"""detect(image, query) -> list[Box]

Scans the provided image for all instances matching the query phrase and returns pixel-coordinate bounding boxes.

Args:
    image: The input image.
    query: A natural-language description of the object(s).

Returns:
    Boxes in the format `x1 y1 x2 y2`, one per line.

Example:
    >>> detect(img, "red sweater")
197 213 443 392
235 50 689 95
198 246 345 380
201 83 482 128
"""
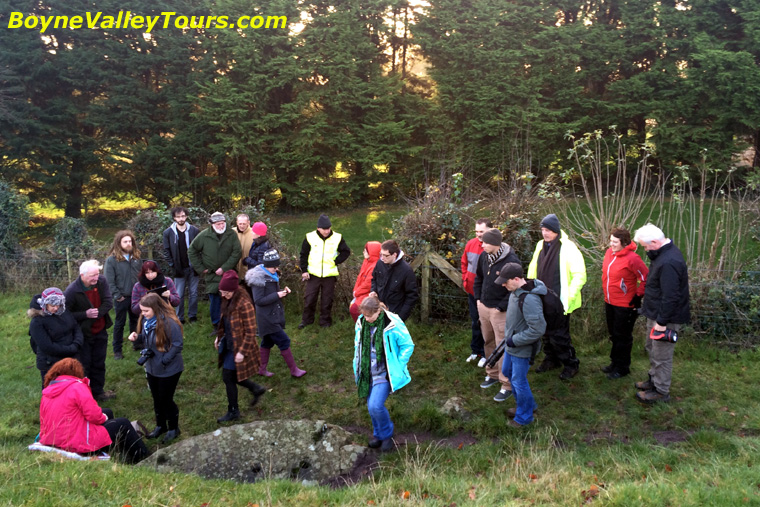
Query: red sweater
460 237 483 296
602 243 649 307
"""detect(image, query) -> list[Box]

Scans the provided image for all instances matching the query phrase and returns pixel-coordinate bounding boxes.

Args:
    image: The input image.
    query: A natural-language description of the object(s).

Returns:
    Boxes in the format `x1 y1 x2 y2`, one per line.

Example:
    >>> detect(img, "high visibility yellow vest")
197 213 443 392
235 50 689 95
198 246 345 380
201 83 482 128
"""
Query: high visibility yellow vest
307 230 342 277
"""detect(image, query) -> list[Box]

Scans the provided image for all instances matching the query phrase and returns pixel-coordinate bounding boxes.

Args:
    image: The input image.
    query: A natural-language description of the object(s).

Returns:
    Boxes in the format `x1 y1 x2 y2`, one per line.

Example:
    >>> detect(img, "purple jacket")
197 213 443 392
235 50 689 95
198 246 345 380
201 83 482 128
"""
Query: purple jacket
131 277 180 314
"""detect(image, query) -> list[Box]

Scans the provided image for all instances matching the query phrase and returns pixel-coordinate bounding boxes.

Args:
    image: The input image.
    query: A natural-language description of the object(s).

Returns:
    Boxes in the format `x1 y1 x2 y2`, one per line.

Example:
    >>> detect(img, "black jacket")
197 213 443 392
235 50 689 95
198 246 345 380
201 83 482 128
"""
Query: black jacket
63 275 114 338
473 243 520 311
641 241 690 325
371 252 419 321
162 223 200 277
245 265 286 336
28 298 84 371
244 237 272 268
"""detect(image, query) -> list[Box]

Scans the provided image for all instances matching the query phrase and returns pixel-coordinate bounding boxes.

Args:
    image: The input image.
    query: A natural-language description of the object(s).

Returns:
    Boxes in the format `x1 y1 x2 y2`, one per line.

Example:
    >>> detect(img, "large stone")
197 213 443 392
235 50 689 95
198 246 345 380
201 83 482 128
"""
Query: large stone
140 419 368 483
440 396 470 420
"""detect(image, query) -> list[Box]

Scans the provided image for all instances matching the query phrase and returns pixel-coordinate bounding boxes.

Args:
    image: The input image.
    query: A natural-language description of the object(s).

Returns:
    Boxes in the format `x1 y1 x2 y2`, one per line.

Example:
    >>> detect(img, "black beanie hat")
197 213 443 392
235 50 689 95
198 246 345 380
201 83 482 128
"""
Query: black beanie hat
317 214 331 229
540 214 561 234
481 228 503 246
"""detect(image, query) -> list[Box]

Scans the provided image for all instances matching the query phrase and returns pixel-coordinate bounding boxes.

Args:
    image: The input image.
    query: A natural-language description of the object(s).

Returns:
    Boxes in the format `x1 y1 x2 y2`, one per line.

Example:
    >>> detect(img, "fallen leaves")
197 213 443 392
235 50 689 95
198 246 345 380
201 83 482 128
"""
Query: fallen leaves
401 490 410 500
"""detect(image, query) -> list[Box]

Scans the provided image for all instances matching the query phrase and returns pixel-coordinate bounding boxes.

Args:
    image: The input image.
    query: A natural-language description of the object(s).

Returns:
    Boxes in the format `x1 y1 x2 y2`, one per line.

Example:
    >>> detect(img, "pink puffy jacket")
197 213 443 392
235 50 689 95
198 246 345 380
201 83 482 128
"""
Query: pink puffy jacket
39 375 111 453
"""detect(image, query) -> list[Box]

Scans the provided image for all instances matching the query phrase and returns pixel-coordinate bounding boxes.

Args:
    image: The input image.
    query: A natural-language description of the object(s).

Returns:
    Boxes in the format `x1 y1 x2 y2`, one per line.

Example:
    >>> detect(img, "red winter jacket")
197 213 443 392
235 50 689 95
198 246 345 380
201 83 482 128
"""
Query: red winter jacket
602 243 649 307
39 375 111 453
353 241 382 307
460 237 483 296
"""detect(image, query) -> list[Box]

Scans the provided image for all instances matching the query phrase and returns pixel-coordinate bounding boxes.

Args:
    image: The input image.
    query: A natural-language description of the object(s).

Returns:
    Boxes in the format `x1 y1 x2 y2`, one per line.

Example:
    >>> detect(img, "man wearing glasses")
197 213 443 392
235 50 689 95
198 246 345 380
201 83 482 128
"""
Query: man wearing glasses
162 207 200 324
369 240 419 322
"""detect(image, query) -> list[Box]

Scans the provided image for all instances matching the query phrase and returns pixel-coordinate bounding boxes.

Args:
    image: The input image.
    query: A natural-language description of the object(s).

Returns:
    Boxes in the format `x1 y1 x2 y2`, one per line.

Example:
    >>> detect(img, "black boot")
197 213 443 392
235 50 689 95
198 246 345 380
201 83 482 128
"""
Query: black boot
217 407 240 423
146 426 166 439
161 428 181 444
249 384 267 407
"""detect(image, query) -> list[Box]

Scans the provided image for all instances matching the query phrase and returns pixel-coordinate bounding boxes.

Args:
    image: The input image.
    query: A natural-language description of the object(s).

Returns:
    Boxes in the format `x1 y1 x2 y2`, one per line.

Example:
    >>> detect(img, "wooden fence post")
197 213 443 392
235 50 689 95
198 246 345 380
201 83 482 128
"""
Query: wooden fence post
148 246 154 260
421 244 430 323
66 247 72 281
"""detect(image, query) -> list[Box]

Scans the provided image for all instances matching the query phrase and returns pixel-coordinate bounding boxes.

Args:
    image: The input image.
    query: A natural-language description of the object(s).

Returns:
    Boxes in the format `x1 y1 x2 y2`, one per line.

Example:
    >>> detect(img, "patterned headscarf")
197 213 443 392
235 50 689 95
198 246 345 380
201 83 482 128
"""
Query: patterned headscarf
38 287 65 315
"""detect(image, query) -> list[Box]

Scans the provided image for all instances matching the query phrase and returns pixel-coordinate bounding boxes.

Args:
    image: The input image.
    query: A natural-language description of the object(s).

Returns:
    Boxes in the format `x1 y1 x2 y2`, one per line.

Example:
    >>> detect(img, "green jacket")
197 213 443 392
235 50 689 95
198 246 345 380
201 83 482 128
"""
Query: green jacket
527 231 587 315
188 227 242 294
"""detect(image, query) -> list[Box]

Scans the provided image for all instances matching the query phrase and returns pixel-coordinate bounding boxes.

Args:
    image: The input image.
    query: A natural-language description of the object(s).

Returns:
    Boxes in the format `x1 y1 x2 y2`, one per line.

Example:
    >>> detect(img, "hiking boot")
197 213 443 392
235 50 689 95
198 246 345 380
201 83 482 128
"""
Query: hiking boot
535 359 561 373
379 438 395 452
114 351 124 360
559 366 579 380
507 418 526 428
217 408 240 423
635 376 654 391
466 354 479 363
600 364 614 373
250 385 267 407
146 426 166 439
480 376 499 389
493 389 513 402
368 437 382 449
636 389 670 404
507 407 539 417
298 322 308 330
94 390 116 402
161 428 181 444
606 370 628 380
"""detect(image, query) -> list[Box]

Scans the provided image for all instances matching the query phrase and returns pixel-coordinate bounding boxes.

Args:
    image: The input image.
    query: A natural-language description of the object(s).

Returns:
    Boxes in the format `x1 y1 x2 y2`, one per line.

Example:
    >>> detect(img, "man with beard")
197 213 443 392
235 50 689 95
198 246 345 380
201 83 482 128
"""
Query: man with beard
189 212 242 327
162 206 200 324
104 230 143 360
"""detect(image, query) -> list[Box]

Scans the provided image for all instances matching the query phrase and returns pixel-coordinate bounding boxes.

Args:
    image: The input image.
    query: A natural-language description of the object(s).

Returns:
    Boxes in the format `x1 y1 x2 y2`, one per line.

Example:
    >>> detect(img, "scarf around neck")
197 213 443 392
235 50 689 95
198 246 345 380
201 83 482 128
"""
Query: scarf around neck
357 311 386 398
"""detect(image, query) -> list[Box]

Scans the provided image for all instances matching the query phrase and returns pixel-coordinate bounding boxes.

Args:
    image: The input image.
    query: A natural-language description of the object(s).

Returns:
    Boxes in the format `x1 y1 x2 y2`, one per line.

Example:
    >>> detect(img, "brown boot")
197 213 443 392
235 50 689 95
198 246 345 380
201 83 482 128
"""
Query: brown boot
634 376 654 391
636 389 670 404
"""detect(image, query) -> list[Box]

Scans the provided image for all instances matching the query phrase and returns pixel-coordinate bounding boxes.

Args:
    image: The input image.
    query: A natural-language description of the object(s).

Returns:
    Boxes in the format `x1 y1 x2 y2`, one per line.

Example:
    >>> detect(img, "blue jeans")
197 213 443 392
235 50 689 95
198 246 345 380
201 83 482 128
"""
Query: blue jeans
173 268 199 321
502 353 537 425
367 381 393 440
208 292 221 325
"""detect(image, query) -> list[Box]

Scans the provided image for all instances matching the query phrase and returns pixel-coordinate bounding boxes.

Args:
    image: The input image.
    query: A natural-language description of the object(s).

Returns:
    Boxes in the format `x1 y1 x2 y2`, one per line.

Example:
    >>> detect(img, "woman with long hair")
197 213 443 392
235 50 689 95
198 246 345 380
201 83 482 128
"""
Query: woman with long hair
601 227 649 379
128 292 184 444
130 260 180 317
215 270 267 423
28 287 83 386
39 358 148 463
353 295 414 452
349 241 382 322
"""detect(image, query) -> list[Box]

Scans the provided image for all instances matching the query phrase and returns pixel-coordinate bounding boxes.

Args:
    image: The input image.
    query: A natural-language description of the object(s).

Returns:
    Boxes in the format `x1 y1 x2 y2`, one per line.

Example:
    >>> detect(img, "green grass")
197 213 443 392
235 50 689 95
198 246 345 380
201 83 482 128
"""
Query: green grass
2 291 760 505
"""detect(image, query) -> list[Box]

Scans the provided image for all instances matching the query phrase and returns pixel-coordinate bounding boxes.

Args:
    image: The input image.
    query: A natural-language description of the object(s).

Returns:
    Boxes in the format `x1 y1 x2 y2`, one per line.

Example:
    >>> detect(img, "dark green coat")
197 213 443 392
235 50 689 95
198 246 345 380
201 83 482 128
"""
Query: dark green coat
188 227 242 294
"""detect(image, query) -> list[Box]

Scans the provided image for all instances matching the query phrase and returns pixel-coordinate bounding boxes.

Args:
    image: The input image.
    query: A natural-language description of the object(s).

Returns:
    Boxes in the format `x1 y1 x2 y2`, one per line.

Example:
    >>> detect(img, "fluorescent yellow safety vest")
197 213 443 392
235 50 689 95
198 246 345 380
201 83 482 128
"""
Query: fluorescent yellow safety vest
306 230 342 277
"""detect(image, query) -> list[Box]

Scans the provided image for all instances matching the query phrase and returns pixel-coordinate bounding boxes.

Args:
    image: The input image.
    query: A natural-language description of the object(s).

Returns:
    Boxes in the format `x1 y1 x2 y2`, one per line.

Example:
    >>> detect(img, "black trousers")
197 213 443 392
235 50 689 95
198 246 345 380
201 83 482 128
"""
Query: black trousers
80 330 108 396
222 368 263 411
542 313 580 368
301 276 337 326
605 302 639 374
146 371 182 430
113 297 138 353
467 294 485 356
100 408 149 464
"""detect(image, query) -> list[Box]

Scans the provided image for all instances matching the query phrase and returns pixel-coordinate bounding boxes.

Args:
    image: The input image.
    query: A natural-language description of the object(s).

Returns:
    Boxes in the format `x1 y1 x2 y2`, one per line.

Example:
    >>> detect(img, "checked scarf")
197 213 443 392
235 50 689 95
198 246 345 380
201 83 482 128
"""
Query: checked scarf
357 311 386 398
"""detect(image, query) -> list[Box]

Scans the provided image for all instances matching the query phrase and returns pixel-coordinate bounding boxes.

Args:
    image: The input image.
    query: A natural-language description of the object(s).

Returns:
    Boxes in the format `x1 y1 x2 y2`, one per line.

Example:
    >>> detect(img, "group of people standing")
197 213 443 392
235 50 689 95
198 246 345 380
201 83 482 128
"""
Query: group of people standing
461 214 690 426
28 207 689 461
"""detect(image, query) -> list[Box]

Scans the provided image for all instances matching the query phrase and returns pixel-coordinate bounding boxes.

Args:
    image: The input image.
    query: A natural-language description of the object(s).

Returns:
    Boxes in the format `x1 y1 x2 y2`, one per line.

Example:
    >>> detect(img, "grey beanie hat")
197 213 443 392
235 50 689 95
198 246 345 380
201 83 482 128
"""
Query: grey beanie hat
317 214 331 229
540 214 561 234
262 249 281 268
481 228 503 247
208 212 226 224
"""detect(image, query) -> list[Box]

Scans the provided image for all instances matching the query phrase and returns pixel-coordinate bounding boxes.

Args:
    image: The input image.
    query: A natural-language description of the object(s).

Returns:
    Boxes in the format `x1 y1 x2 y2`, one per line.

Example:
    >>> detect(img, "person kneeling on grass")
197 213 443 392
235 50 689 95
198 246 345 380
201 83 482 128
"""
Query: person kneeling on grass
245 249 306 378
39 358 149 463
353 296 414 452
496 263 547 427
215 270 267 423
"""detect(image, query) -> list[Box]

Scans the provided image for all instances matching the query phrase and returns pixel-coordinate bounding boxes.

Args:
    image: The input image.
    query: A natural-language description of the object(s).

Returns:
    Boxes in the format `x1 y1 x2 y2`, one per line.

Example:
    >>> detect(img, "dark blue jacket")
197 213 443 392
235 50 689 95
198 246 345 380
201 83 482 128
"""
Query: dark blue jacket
641 241 690 325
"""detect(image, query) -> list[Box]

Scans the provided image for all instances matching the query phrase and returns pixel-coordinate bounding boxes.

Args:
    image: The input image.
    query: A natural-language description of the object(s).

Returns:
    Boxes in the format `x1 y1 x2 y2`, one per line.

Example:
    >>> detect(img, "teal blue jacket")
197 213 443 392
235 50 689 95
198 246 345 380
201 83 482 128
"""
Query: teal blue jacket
353 310 414 393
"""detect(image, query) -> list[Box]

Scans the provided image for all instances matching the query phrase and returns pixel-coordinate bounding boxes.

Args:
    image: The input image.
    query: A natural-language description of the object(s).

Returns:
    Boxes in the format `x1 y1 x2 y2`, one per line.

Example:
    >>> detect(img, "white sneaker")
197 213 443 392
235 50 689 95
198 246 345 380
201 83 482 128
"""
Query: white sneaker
477 357 487 368
466 354 478 363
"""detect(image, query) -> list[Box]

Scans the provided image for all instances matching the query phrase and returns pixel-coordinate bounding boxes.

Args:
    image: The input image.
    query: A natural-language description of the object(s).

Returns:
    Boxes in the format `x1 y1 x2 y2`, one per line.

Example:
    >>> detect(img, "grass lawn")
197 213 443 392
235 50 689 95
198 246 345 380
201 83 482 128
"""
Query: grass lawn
2 291 759 506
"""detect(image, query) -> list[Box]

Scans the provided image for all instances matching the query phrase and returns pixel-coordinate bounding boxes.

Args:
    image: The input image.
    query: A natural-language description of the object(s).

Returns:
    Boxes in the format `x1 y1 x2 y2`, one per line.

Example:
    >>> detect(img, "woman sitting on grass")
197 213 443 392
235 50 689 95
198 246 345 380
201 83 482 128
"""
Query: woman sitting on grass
128 292 184 444
39 358 149 463
353 295 414 452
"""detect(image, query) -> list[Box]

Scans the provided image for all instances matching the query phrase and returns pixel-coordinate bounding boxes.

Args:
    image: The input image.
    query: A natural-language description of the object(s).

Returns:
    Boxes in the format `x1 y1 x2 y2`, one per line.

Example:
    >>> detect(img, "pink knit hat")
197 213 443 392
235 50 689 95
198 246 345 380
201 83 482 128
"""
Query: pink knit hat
252 222 268 236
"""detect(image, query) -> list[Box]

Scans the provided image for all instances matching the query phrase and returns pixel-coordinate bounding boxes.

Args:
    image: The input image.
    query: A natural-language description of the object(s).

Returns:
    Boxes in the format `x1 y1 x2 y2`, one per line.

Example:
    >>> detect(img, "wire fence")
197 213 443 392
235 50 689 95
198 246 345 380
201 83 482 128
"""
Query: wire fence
2 252 758 343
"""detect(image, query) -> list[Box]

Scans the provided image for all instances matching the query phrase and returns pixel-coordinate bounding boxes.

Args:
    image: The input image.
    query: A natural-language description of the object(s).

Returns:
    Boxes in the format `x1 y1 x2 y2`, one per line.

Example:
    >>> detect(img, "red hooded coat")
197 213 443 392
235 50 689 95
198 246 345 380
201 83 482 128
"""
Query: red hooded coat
602 242 649 307
353 241 382 307
39 375 111 453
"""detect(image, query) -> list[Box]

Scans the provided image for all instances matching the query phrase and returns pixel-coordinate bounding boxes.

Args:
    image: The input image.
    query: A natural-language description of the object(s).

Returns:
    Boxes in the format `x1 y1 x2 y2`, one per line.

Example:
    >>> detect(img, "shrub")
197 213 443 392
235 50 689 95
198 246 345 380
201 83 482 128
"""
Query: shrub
53 217 97 258
0 180 30 255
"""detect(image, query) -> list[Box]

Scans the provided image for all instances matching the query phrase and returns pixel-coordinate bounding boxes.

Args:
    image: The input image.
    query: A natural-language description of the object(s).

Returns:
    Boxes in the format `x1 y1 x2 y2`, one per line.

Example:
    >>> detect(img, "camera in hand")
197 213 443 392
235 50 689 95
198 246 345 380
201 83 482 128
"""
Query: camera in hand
137 348 154 366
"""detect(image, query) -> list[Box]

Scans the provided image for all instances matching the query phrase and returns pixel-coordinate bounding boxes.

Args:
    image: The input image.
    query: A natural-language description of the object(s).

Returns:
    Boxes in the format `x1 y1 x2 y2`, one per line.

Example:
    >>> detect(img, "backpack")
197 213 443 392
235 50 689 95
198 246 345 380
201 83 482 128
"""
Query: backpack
517 285 565 334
